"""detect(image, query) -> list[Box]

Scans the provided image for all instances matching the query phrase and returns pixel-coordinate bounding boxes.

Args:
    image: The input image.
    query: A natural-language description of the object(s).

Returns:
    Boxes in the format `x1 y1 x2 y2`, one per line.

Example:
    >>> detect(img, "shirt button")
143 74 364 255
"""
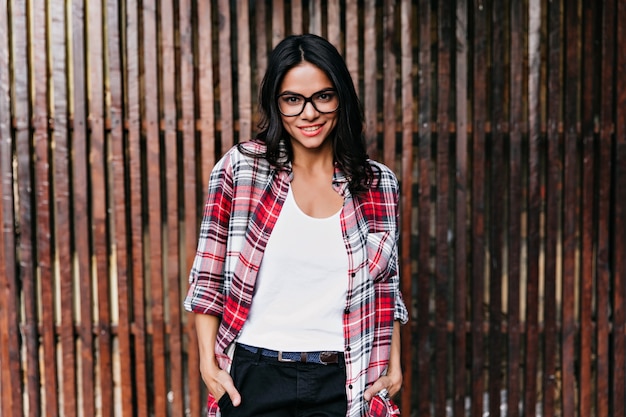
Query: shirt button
344 308 350 315
351 272 356 277
348 384 353 389
346 346 351 352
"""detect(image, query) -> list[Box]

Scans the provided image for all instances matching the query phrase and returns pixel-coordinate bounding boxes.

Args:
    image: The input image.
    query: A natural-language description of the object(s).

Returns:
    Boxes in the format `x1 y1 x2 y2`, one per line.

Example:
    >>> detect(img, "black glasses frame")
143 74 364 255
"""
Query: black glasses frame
276 89 339 117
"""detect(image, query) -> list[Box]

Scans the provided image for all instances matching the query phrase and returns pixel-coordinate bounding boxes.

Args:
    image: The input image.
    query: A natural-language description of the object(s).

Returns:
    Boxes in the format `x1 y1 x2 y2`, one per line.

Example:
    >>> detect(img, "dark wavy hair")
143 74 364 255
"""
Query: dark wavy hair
249 33 373 194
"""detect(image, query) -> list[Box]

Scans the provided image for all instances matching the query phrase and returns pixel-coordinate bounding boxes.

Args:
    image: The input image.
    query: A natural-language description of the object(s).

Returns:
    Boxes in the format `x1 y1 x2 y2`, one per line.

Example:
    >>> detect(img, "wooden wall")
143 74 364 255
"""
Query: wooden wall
0 0 625 416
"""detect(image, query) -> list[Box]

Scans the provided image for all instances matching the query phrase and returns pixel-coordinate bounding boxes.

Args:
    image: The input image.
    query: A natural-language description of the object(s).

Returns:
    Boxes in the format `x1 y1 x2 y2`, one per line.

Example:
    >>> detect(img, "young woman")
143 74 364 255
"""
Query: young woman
184 33 408 417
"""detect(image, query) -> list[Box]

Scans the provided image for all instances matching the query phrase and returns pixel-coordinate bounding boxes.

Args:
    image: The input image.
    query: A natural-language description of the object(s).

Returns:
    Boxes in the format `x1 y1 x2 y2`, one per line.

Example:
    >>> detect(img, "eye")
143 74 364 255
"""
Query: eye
280 95 303 105
314 91 336 102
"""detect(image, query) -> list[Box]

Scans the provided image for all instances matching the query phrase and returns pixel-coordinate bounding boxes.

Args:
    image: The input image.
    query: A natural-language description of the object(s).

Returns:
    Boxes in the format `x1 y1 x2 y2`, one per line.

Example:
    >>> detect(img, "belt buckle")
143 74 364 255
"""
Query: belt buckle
319 352 337 365
277 351 296 362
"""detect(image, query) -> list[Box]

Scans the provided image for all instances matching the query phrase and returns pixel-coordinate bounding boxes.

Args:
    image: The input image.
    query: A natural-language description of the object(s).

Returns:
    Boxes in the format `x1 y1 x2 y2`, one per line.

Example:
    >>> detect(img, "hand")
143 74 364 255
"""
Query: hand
200 358 242 407
363 368 403 402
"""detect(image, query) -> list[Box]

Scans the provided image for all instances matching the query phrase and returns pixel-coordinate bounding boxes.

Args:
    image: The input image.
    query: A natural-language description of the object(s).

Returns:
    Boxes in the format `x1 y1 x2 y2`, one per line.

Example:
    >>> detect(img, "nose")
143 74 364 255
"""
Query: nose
300 100 319 118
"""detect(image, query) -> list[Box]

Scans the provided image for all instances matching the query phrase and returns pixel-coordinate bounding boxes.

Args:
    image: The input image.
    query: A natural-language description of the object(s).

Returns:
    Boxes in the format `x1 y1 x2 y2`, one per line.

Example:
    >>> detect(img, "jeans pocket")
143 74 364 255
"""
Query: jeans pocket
217 393 233 415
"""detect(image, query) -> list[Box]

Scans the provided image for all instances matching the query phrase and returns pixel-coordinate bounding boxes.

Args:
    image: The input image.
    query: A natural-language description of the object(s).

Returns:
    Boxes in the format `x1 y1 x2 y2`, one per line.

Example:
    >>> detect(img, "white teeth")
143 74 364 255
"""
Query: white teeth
301 126 321 132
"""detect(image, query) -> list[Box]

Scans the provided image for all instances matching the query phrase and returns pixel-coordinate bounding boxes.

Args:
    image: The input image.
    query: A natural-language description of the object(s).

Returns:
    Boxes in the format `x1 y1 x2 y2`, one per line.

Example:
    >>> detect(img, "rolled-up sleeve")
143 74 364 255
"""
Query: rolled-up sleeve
184 153 234 316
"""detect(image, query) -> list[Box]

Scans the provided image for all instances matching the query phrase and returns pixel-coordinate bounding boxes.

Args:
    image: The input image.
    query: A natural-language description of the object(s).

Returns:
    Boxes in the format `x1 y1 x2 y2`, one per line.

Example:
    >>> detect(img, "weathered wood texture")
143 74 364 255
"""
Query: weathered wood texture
0 1 624 416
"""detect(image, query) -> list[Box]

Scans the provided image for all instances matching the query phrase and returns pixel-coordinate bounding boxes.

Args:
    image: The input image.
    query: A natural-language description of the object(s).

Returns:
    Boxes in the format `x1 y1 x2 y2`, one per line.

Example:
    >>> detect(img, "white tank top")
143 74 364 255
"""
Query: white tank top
237 185 349 351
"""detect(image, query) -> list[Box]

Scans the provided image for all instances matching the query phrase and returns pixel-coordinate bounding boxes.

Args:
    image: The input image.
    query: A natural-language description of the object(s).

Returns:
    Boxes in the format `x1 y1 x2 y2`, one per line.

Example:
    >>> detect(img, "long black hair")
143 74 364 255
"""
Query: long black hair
251 33 373 194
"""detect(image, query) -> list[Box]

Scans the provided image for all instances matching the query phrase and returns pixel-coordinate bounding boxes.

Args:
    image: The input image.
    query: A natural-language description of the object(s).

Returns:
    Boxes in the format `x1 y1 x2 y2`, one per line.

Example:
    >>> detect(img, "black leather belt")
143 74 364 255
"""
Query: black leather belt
238 343 341 365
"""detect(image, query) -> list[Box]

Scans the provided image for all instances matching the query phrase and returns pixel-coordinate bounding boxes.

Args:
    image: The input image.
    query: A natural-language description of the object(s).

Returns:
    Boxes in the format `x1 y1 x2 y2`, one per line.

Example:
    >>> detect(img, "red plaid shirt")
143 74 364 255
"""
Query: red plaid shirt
184 140 408 417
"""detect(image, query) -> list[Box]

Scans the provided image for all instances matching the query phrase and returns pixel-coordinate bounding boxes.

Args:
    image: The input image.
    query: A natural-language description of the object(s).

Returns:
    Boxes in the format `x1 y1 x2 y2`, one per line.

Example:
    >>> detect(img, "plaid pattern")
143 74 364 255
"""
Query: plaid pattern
184 140 409 417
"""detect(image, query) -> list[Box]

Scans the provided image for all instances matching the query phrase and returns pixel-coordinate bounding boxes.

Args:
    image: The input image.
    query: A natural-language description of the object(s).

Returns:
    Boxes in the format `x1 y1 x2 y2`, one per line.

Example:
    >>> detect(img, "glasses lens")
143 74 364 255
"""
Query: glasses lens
278 90 338 116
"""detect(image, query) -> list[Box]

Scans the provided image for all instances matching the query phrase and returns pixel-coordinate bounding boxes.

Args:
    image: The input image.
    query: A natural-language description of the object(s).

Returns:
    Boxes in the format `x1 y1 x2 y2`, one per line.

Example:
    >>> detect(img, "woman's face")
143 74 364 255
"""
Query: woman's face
278 62 338 154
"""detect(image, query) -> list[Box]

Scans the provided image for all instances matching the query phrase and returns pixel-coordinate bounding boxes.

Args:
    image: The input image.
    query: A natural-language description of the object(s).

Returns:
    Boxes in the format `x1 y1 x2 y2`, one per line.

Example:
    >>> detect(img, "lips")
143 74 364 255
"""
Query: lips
298 124 324 137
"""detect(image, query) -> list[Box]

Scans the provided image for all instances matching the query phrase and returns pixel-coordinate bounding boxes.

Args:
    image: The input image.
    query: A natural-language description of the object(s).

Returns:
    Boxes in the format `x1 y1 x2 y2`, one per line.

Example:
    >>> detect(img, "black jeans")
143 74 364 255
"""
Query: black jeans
218 345 348 417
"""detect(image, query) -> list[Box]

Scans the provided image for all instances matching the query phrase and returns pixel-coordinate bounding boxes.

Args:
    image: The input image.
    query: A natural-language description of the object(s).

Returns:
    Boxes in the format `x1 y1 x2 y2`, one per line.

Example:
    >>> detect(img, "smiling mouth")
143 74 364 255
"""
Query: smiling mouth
300 125 322 132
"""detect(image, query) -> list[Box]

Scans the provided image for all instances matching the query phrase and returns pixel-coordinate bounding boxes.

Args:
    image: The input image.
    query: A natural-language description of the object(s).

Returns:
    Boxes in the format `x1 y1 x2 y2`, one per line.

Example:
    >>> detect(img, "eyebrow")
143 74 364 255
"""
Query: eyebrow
278 88 335 96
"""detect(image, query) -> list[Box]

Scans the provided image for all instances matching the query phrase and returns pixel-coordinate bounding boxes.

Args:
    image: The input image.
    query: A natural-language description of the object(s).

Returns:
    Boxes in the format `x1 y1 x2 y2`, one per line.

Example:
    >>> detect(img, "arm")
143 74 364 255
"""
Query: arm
195 313 241 406
363 320 402 401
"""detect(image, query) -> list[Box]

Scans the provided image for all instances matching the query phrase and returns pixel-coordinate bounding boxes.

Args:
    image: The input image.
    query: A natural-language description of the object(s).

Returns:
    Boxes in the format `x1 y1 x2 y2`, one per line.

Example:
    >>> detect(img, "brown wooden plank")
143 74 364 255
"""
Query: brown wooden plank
50 1 76 414
345 0 358 86
542 0 562 415
142 0 167 415
561 1 579 415
596 0 615 415
32 0 57 408
417 0 432 415
176 0 195 415
237 0 252 142
399 1 414 413
70 0 95 414
364 0 378 160
613 0 626 415
106 0 133 411
125 0 148 413
434 1 452 416
13 0 41 415
382 0 396 169
254 0 268 90
88 1 114 415
579 1 596 415
489 2 505 415
290 0 303 34
272 0 285 46
159 5 179 415
0 1 22 414
308 0 321 36
454 0 469 415
218 0 234 154
471 1 488 414
327 0 341 50
508 1 526 416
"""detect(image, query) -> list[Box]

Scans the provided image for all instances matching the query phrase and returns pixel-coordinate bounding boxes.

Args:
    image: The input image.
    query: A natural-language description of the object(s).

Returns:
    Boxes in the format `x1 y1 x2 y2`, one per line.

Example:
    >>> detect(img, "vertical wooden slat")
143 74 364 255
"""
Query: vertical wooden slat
272 0 285 46
613 0 626 414
542 0 562 415
507 1 524 416
177 0 195 415
345 0 358 86
417 0 432 415
471 1 488 414
363 0 377 160
50 0 76 414
237 0 252 142
88 1 114 414
218 0 234 153
382 0 395 169
434 1 451 416
70 0 95 414
454 0 469 415
160 0 182 415
0 0 22 414
33 0 57 412
142 0 167 415
290 0 303 34
579 1 596 415
125 0 148 414
596 0 614 415
106 0 132 413
327 0 341 50
308 0 321 36
399 0 414 413
255 0 268 91
489 1 505 415
561 0 579 415
15 0 40 415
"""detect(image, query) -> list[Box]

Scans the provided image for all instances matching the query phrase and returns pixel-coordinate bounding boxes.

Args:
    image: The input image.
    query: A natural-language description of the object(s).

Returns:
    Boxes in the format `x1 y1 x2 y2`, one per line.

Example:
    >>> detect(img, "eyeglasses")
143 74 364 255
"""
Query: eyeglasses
277 89 339 117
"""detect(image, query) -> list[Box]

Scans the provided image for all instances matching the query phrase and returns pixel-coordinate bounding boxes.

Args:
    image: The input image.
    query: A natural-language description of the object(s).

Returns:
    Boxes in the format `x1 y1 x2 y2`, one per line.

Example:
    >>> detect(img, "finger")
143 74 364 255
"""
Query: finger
217 371 242 407
363 379 386 402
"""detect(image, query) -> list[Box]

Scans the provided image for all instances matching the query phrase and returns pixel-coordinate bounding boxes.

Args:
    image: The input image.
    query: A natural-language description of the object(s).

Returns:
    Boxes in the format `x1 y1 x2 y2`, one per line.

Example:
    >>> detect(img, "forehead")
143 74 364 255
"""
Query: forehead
279 62 334 95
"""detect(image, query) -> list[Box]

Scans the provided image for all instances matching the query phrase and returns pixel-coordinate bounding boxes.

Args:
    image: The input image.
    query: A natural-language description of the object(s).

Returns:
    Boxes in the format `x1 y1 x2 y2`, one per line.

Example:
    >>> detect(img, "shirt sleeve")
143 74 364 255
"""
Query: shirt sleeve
183 151 235 316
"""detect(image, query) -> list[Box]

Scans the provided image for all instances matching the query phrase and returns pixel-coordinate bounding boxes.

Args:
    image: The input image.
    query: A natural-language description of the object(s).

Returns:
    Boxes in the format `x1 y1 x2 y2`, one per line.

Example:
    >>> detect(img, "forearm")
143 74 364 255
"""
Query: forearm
195 313 221 370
